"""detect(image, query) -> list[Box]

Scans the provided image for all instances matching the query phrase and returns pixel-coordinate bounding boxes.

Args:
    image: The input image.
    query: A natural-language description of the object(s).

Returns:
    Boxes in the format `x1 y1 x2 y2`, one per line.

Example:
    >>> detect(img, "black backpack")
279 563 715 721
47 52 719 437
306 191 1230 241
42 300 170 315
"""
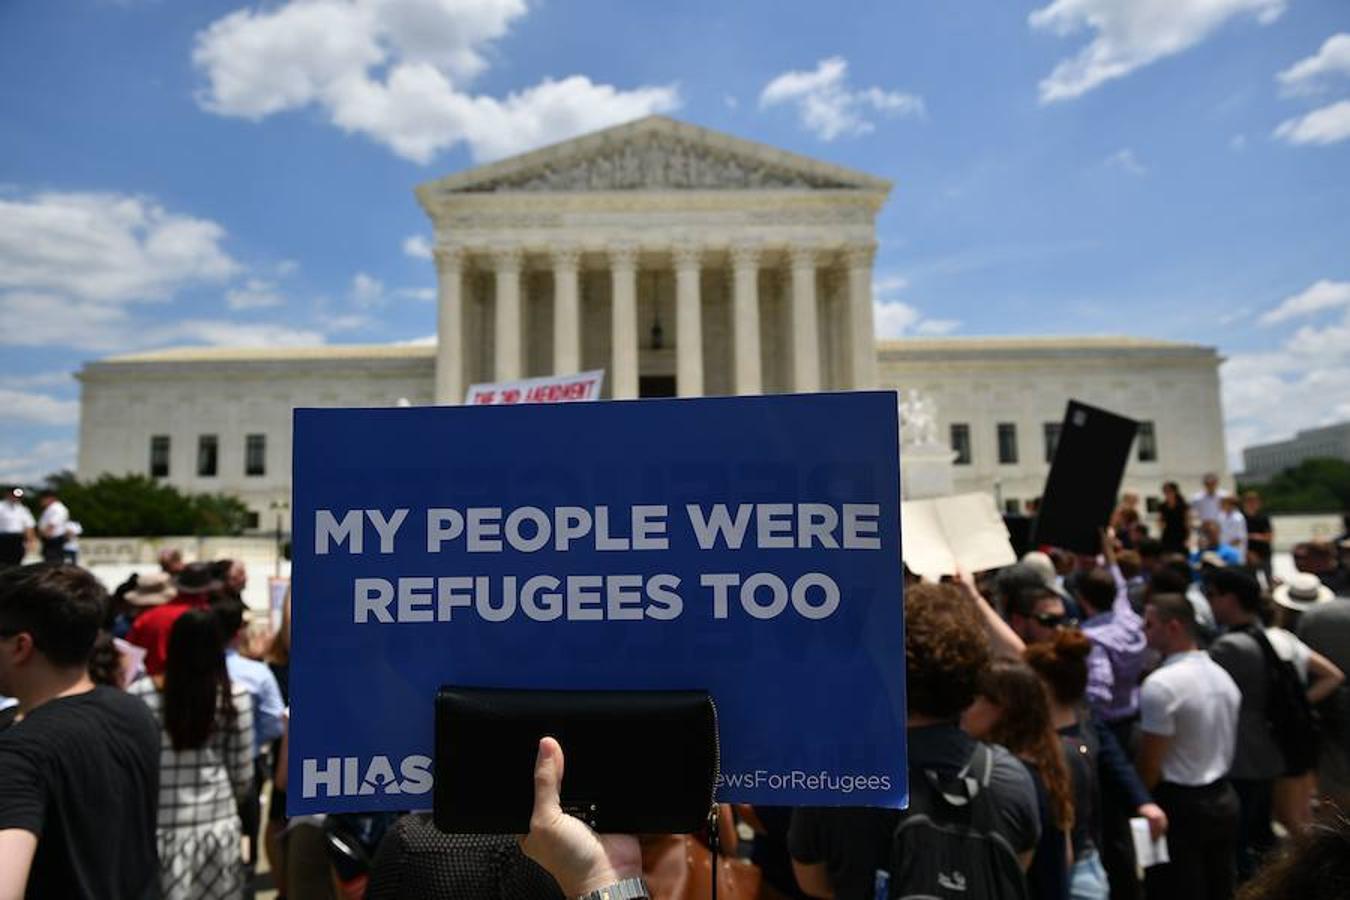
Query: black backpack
1241 625 1319 775
885 743 1030 900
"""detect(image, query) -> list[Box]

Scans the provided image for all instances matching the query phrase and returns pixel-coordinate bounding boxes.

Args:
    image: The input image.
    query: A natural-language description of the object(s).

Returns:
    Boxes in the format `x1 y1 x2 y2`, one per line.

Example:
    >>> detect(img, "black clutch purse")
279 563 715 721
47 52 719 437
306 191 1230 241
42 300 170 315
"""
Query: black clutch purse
433 686 719 834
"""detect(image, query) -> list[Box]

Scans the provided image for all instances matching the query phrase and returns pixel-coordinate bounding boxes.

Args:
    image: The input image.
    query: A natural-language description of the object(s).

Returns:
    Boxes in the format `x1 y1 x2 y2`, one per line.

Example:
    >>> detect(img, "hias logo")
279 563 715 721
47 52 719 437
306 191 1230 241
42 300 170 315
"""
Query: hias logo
301 755 433 799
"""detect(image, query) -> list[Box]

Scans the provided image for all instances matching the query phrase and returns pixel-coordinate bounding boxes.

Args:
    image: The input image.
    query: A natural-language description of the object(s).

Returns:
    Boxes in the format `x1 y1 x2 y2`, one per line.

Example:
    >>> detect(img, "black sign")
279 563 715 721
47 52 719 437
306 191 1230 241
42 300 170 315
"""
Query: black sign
1031 401 1138 554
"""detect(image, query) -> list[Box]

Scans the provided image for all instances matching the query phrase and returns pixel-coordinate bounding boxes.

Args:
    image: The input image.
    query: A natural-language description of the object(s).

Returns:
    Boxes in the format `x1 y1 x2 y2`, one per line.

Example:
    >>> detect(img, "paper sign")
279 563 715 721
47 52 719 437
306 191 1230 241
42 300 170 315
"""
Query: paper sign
465 370 604 405
288 393 906 815
901 493 1016 579
1130 817 1170 869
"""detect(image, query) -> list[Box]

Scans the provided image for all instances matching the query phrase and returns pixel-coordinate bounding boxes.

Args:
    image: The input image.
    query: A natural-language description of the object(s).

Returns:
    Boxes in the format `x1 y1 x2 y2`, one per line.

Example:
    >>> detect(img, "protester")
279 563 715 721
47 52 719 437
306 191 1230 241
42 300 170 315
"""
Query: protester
1288 571 1350 809
212 592 285 881
159 547 185 576
127 560 221 676
1206 567 1287 879
1157 482 1189 554
1137 593 1241 899
789 582 1040 898
0 488 35 569
264 588 293 891
1025 630 1168 900
0 564 161 899
1190 474 1226 532
1000 564 1078 646
1218 497 1248 561
35 490 70 564
1076 534 1146 745
1190 522 1242 569
963 659 1075 900
130 608 254 900
1263 578 1345 833
1240 492 1273 577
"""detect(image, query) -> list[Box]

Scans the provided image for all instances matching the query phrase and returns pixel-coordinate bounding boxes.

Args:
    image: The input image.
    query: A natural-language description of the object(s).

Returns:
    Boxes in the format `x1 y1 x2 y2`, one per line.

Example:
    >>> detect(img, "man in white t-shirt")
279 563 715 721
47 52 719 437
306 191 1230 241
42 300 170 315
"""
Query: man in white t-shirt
1190 473 1227 531
0 489 35 569
1137 592 1241 899
35 493 69 564
1218 496 1248 561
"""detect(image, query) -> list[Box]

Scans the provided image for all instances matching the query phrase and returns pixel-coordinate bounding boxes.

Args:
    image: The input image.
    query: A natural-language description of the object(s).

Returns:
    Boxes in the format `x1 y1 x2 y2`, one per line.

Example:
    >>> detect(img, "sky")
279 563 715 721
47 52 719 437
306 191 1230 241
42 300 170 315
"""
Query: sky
2 0 1349 483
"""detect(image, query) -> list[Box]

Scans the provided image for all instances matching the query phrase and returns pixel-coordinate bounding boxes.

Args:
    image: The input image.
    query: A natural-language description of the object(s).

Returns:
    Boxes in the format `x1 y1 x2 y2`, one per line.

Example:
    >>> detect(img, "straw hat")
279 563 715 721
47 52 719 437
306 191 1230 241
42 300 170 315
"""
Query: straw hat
1273 572 1334 611
126 571 175 607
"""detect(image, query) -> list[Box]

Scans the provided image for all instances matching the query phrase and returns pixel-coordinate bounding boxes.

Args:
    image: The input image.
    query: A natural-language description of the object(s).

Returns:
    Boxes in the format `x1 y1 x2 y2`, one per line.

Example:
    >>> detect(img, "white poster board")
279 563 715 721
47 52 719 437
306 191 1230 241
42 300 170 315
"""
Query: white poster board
901 492 1017 578
465 370 604 405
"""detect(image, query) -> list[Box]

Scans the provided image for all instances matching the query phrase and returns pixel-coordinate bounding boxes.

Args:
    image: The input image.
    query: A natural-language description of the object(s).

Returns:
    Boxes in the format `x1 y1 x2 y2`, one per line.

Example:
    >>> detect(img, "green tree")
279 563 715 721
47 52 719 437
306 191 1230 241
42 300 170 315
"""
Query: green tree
40 471 252 537
1240 458 1350 514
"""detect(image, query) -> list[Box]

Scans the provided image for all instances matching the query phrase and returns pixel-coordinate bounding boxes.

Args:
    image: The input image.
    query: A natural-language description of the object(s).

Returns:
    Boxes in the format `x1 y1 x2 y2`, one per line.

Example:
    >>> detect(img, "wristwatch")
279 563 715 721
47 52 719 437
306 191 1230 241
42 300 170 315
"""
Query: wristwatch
574 876 650 900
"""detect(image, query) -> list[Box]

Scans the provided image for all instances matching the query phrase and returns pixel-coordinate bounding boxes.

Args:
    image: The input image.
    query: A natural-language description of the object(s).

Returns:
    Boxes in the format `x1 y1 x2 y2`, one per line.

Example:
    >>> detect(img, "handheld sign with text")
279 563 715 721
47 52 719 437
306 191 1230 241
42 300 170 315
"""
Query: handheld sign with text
1032 400 1139 554
288 392 906 815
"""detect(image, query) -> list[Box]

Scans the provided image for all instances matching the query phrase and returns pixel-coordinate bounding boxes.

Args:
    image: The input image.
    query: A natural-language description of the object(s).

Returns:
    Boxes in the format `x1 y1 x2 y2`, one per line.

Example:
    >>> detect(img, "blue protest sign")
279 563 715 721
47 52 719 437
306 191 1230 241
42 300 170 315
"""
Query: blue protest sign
288 392 906 815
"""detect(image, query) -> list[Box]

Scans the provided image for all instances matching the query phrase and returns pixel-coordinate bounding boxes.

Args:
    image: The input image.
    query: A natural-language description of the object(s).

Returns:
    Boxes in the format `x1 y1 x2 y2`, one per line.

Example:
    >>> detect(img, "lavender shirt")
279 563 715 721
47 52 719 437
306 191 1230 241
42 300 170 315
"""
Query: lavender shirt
1082 564 1147 722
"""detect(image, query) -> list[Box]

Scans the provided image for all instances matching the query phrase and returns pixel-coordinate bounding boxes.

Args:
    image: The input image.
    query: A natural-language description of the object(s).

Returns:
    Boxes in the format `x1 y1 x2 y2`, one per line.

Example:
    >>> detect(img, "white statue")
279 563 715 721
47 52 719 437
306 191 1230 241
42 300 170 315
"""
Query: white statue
897 389 939 448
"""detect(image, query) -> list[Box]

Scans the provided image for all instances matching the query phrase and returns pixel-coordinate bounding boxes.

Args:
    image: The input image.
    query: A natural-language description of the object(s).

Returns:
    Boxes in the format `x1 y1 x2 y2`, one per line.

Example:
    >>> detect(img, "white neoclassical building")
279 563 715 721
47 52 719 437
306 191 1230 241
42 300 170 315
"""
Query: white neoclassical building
76 116 1229 530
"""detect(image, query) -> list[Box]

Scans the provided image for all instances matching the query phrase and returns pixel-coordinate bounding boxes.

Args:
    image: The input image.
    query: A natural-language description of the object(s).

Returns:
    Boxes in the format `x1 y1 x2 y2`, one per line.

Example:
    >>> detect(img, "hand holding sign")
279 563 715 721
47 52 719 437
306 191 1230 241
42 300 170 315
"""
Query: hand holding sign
521 737 643 898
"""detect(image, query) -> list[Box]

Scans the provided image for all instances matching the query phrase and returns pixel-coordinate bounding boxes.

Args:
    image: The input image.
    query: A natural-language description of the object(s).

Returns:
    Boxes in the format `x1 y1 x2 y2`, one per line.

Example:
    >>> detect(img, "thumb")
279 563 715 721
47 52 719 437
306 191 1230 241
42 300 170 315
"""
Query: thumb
532 736 565 823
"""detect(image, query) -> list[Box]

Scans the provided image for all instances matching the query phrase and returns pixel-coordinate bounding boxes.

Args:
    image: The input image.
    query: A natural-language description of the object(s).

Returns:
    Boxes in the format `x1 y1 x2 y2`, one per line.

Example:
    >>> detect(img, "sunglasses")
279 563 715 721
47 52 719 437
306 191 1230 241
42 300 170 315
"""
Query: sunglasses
1032 612 1077 628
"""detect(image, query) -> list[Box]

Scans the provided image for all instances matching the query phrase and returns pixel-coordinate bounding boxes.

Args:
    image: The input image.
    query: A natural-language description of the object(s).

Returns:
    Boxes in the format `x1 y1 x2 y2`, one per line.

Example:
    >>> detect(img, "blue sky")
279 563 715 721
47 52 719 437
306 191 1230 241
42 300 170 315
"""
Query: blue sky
2 0 1348 481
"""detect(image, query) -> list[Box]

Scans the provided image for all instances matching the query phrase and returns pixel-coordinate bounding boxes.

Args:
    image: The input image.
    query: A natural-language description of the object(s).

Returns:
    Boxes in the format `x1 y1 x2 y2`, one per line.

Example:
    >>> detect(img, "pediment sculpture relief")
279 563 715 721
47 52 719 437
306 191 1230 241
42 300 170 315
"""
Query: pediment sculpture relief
460 134 855 192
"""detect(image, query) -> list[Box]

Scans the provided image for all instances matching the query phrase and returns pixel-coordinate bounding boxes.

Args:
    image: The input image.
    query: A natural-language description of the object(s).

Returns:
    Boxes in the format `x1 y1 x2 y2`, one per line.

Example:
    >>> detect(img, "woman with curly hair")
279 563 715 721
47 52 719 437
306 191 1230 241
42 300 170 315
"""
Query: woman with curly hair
965 659 1075 900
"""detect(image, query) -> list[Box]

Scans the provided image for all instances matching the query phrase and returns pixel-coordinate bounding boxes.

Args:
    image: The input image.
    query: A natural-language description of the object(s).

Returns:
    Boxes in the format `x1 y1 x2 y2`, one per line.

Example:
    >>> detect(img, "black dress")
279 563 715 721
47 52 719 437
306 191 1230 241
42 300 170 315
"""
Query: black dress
1160 501 1188 553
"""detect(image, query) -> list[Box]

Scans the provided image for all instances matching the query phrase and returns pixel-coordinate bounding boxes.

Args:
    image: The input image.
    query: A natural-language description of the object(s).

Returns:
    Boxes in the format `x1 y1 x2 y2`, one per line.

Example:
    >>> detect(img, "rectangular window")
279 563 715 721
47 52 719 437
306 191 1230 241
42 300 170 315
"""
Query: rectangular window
149 435 170 478
197 435 218 477
997 423 1018 465
950 423 972 465
1043 422 1062 464
1146 496 1161 513
1137 421 1158 462
245 434 266 477
245 511 260 530
1004 498 1021 515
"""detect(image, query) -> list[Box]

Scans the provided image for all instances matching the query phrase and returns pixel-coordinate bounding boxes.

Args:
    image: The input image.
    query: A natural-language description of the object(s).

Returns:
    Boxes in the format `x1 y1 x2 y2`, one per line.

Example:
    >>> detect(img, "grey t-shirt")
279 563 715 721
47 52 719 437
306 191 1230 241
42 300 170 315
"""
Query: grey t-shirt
1209 630 1284 779
1298 598 1350 678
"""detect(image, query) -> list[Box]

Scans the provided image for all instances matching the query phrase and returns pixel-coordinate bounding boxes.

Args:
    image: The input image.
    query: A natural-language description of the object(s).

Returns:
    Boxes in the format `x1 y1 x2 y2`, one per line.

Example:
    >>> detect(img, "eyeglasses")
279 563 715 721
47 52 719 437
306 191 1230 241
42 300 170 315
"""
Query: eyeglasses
1032 612 1077 628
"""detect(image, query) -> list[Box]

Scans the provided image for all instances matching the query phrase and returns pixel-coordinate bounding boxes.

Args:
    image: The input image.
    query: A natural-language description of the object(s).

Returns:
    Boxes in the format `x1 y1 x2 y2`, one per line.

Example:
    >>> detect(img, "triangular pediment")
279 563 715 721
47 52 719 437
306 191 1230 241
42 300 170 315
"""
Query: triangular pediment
419 116 891 195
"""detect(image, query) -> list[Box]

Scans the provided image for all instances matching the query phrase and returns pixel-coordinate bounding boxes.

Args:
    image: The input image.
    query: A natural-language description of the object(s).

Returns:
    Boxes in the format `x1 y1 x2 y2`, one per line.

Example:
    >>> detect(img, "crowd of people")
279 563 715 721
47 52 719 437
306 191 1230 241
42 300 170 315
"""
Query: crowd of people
1 476 1349 900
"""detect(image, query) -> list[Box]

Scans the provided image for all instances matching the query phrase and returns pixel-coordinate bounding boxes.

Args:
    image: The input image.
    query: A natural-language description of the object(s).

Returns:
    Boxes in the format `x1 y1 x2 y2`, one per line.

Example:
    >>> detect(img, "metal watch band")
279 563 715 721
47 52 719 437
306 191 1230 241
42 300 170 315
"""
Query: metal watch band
574 876 650 900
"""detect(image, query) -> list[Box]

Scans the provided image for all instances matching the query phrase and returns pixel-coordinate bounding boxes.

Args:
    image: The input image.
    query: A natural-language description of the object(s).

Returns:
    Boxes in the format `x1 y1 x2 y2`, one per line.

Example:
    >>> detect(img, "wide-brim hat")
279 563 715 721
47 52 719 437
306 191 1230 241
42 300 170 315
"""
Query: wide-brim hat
174 561 222 595
1273 572 1334 611
126 571 175 607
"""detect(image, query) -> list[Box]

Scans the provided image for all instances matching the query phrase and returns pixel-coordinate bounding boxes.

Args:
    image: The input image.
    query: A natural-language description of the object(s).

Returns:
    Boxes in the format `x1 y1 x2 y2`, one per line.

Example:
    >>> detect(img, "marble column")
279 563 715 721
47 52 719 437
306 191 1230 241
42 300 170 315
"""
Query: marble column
493 247 523 382
730 243 762 395
673 243 703 397
552 247 581 375
845 243 878 389
789 245 821 393
609 244 639 399
433 245 464 404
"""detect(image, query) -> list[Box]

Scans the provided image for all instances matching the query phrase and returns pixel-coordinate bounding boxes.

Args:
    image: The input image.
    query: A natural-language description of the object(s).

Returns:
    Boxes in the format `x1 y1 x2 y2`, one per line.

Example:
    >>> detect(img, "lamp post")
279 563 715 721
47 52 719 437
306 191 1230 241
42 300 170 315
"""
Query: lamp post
270 499 289 578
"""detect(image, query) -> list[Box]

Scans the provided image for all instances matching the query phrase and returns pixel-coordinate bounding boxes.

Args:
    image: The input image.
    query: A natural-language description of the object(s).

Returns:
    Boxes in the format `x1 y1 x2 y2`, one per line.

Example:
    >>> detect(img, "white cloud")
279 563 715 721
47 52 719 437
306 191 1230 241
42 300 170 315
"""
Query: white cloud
759 57 924 141
1259 279 1350 325
0 191 238 303
1223 309 1350 468
351 271 385 306
1273 99 1350 145
1029 0 1286 103
0 439 77 484
403 234 432 259
1229 133 1247 151
0 389 79 426
395 333 437 346
0 291 322 352
192 0 679 163
396 287 435 301
226 277 285 310
874 274 910 296
1104 148 1147 175
873 301 960 339
1277 33 1350 96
